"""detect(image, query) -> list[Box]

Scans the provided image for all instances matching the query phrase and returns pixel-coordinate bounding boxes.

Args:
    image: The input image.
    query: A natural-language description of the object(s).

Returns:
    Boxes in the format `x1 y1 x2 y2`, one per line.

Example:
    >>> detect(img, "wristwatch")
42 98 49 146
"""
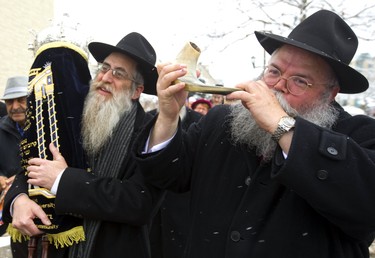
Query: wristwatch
271 116 296 142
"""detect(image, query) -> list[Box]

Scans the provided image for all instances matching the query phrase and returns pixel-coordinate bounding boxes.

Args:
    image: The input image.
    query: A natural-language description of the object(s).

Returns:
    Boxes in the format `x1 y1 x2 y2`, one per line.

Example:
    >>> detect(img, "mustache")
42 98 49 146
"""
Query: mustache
92 81 113 94
9 108 26 114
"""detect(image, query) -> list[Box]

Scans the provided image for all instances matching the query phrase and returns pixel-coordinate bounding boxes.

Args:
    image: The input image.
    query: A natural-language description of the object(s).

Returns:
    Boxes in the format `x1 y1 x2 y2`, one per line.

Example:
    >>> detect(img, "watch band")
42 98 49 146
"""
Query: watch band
271 116 296 142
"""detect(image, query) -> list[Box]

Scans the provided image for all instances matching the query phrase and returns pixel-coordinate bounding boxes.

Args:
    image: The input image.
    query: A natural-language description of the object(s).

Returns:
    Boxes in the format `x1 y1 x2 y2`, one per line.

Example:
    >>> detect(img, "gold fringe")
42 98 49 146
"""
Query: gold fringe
47 225 85 248
7 224 85 249
7 224 29 242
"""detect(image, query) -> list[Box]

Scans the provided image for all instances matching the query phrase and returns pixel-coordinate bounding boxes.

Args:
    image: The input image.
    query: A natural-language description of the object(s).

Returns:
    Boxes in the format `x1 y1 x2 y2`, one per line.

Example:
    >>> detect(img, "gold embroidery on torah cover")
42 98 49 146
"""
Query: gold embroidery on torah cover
7 42 90 249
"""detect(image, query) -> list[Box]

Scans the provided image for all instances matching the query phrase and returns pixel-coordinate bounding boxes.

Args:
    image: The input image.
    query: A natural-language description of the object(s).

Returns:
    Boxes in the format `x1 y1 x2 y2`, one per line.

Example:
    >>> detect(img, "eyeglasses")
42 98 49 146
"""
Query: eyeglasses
98 63 139 83
262 66 313 96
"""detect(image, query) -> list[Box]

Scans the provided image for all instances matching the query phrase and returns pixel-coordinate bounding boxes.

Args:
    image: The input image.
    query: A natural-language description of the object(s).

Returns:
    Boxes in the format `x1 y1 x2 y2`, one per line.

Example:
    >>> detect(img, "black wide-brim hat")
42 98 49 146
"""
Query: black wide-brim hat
89 32 158 95
255 10 368 94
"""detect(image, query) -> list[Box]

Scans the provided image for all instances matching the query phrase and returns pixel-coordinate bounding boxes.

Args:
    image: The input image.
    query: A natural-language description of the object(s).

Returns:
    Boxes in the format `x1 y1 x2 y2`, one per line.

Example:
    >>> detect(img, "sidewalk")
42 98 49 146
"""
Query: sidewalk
0 235 374 257
0 235 12 258
370 242 375 258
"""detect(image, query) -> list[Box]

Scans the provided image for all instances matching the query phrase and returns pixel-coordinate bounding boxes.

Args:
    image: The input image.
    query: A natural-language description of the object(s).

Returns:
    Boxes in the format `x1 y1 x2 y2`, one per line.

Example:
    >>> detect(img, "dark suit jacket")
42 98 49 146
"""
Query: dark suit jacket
135 103 375 258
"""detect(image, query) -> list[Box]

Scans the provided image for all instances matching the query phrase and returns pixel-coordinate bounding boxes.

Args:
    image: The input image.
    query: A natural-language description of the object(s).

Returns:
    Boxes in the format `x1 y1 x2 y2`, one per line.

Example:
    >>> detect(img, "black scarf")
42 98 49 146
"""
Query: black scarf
69 102 137 258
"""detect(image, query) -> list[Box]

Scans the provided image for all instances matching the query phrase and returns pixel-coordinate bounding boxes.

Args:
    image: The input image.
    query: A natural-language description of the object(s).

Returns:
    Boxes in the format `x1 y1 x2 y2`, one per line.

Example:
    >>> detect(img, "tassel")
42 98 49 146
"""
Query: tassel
7 224 85 248
47 225 85 248
7 224 29 243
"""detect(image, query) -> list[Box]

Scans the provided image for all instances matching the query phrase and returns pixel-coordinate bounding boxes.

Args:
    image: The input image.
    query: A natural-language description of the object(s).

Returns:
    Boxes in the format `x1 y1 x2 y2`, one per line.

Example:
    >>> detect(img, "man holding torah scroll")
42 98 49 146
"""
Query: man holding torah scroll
4 40 91 258
4 32 161 258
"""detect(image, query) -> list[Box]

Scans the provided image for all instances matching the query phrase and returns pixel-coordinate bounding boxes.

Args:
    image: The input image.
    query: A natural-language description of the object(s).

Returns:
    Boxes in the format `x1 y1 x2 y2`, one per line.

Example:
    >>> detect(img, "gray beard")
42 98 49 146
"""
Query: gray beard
81 80 134 157
228 91 339 162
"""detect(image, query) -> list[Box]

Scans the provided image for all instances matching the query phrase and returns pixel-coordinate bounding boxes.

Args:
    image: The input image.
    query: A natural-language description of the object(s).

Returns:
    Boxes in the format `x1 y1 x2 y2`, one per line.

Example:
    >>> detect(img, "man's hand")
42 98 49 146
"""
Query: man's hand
148 63 189 149
12 194 51 236
0 176 7 192
227 80 288 134
156 62 188 123
27 143 67 190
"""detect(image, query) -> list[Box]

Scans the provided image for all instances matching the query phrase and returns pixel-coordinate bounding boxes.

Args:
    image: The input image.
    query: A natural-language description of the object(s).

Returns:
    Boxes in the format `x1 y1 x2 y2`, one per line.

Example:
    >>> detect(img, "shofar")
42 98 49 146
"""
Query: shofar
174 42 240 95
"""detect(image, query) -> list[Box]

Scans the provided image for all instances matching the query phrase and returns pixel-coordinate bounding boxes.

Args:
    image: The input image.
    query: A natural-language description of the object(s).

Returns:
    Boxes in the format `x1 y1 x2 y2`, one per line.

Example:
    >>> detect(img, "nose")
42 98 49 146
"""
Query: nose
11 99 22 109
12 98 27 112
272 77 288 93
100 69 114 82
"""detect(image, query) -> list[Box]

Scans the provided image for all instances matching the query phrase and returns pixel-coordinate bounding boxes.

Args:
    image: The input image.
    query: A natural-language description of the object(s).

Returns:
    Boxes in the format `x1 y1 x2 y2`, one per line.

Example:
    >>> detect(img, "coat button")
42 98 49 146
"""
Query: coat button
317 170 329 180
245 176 251 186
327 147 338 156
230 231 241 242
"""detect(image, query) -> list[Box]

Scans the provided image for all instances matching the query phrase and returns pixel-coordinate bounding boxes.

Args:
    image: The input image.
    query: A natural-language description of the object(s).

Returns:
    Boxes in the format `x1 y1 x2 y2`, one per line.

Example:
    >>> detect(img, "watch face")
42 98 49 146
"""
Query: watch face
283 117 296 127
272 116 295 142
280 116 296 128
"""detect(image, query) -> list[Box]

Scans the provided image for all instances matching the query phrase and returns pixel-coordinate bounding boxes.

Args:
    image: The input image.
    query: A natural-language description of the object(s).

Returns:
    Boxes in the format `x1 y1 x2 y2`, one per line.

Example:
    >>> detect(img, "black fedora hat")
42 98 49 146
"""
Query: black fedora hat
255 10 368 94
89 32 158 95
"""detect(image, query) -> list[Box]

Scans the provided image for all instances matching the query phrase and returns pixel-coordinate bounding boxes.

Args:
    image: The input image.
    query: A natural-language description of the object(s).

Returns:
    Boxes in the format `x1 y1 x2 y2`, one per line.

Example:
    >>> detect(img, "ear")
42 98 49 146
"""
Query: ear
329 86 340 101
132 85 144 100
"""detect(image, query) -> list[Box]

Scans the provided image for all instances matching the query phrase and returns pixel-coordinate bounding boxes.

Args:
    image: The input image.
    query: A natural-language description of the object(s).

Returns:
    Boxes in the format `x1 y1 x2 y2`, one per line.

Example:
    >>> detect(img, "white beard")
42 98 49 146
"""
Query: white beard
81 80 135 157
228 91 339 162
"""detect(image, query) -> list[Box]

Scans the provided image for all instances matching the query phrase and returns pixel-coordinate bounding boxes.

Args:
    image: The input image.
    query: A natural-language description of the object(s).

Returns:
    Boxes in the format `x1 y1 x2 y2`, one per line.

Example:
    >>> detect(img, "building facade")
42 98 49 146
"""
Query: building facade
0 0 54 96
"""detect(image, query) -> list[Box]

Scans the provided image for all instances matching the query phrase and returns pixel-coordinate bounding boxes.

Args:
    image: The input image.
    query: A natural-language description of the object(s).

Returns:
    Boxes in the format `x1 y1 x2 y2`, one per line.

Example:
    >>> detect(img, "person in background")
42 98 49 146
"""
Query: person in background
0 76 28 212
210 94 224 107
191 98 212 115
133 10 375 258
0 101 7 117
3 32 161 258
185 96 196 109
0 76 28 257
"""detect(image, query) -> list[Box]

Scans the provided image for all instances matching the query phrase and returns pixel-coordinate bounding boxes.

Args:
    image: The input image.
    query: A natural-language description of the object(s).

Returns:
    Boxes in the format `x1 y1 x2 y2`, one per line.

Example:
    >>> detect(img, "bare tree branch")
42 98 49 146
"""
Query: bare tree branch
205 0 375 51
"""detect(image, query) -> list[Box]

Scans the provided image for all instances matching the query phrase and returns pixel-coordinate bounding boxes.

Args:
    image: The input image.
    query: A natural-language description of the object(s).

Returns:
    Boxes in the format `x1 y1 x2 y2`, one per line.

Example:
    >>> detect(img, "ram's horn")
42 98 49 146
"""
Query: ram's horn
174 42 240 95
174 42 204 87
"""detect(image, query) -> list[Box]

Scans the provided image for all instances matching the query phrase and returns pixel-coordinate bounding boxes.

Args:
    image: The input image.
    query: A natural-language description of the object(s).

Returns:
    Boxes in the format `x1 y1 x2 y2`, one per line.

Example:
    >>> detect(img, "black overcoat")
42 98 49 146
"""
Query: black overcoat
148 107 203 258
134 103 375 258
0 116 23 237
0 116 22 178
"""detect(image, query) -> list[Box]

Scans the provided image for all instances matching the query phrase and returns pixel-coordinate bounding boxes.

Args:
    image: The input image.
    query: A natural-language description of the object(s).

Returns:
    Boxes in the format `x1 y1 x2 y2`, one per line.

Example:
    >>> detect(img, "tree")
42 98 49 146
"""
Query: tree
204 0 375 52
199 0 375 114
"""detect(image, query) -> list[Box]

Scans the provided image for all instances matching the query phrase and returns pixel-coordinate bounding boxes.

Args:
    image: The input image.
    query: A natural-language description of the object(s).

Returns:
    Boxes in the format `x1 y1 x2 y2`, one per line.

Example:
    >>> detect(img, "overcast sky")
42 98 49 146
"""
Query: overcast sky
53 0 374 86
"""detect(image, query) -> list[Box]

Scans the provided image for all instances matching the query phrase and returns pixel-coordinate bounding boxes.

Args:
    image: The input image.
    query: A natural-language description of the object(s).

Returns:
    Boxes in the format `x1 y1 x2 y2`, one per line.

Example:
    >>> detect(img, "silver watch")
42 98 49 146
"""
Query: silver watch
271 116 296 142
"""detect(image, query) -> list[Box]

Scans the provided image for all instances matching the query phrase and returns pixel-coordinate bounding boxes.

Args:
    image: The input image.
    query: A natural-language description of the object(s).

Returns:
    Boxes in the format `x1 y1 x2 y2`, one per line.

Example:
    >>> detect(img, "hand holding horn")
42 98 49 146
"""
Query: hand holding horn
174 42 240 95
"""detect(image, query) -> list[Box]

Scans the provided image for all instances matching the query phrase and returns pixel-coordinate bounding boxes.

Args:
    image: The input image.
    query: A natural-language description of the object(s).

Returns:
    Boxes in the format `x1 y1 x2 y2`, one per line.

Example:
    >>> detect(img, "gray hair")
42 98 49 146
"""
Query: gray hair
131 67 145 91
